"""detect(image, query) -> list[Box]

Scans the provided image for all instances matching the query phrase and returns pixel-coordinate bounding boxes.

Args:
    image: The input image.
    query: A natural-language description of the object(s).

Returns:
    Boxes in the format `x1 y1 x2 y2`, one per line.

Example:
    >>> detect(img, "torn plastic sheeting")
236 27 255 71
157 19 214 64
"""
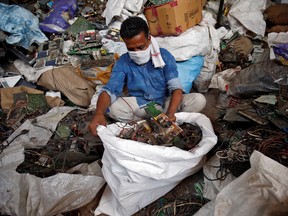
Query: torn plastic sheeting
0 107 105 216
227 0 267 37
194 151 288 216
0 3 48 49
95 112 218 216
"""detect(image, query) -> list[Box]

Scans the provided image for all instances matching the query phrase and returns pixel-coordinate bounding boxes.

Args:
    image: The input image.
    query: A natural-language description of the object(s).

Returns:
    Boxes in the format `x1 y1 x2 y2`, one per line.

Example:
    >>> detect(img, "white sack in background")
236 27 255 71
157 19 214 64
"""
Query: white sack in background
193 14 220 92
95 112 218 216
205 0 220 18
102 0 125 25
156 25 209 61
193 49 218 93
216 26 237 41
227 0 267 37
102 0 147 25
195 151 288 216
0 107 106 216
201 10 217 29
156 10 217 61
267 32 288 59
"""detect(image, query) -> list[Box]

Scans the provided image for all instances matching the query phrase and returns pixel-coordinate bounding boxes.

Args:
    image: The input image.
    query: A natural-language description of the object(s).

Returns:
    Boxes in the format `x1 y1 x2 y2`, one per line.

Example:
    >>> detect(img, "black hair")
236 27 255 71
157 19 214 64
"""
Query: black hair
120 17 149 39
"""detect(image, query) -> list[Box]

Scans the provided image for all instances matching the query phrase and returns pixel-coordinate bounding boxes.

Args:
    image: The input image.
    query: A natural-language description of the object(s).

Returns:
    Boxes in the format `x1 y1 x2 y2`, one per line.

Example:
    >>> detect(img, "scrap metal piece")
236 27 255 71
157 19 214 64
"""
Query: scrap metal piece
238 109 268 125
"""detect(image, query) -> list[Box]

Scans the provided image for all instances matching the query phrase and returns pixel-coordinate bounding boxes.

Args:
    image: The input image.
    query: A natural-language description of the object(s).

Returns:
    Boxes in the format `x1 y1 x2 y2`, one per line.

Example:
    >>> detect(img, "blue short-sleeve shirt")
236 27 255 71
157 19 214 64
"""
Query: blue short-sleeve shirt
101 48 183 107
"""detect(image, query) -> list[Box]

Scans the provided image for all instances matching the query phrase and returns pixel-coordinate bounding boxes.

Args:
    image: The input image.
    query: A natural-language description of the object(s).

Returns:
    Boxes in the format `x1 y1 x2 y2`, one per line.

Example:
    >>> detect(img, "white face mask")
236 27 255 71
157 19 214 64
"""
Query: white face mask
128 45 151 65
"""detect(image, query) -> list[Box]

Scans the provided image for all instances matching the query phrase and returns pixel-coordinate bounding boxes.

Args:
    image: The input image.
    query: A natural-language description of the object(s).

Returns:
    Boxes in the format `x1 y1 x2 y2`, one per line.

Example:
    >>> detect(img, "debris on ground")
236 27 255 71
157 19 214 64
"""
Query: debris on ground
16 110 104 178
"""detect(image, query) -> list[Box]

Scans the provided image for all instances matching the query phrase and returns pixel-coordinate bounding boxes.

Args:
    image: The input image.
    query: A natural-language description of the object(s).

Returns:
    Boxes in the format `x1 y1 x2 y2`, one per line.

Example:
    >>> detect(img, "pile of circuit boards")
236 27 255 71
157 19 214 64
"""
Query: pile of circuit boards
118 113 203 151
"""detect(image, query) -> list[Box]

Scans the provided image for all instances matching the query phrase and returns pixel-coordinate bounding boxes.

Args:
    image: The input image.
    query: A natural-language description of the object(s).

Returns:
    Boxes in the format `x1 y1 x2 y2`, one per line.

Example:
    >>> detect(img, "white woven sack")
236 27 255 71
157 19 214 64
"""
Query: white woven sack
95 112 218 216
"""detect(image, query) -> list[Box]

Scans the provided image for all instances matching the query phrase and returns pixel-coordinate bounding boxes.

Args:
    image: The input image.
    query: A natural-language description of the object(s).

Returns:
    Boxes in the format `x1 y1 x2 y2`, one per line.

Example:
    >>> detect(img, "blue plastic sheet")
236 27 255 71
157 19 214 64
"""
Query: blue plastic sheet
177 56 204 93
40 0 78 33
0 3 48 49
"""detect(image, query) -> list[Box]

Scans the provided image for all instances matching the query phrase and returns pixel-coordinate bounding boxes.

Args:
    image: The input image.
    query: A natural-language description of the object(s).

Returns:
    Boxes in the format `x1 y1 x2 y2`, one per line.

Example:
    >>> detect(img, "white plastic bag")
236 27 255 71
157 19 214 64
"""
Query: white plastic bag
156 10 217 61
102 0 147 25
95 112 218 216
209 66 241 92
193 24 220 93
195 151 288 216
227 0 267 37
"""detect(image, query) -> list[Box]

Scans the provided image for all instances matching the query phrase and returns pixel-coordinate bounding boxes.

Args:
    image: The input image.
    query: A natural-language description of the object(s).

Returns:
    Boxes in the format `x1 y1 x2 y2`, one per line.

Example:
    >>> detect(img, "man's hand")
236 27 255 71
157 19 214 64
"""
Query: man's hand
89 113 107 136
89 91 111 136
166 112 176 122
165 89 182 122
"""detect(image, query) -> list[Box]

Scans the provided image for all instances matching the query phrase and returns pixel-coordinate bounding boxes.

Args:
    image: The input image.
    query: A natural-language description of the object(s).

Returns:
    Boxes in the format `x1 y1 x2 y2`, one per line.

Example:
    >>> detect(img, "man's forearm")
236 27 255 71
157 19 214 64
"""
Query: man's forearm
166 89 183 115
89 91 112 135
95 91 111 115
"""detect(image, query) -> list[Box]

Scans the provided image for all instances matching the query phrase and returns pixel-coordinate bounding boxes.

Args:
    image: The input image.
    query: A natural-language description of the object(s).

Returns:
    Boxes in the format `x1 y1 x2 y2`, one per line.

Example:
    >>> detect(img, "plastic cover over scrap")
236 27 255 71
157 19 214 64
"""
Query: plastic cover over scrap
0 107 105 216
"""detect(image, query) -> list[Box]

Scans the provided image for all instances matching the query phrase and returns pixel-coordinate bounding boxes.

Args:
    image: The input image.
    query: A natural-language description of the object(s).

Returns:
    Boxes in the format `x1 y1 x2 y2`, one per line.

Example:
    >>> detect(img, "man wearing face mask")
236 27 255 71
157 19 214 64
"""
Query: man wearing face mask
89 16 206 136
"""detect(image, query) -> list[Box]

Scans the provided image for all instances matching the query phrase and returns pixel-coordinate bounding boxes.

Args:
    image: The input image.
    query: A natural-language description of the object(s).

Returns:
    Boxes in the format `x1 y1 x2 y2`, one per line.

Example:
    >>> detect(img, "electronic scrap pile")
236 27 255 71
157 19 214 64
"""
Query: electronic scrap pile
118 112 203 151
15 110 104 178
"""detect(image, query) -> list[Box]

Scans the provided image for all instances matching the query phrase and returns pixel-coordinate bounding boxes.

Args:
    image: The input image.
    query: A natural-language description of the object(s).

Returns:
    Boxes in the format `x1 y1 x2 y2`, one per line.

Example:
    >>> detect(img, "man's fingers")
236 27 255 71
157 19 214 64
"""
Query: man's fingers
89 122 99 136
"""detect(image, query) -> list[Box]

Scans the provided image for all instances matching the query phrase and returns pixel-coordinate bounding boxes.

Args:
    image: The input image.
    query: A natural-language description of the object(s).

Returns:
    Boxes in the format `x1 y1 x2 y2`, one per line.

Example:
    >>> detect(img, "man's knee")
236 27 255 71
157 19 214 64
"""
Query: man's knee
107 97 142 122
181 93 206 112
107 103 133 122
193 93 206 112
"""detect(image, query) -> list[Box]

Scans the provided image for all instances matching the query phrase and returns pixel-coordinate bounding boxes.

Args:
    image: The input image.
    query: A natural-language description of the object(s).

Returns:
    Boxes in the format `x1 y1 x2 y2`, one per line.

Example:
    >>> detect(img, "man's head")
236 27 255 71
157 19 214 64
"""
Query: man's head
120 16 149 40
120 17 151 52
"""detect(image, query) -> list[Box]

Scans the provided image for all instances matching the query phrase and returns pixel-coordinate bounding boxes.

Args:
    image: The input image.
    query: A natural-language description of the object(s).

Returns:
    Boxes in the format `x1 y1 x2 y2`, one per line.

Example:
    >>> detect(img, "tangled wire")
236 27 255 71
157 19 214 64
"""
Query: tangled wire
205 126 288 181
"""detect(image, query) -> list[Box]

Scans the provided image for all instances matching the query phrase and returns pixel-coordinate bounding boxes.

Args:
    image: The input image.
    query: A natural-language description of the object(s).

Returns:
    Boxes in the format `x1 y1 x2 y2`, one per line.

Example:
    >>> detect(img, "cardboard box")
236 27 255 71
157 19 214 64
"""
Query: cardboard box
144 0 202 36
